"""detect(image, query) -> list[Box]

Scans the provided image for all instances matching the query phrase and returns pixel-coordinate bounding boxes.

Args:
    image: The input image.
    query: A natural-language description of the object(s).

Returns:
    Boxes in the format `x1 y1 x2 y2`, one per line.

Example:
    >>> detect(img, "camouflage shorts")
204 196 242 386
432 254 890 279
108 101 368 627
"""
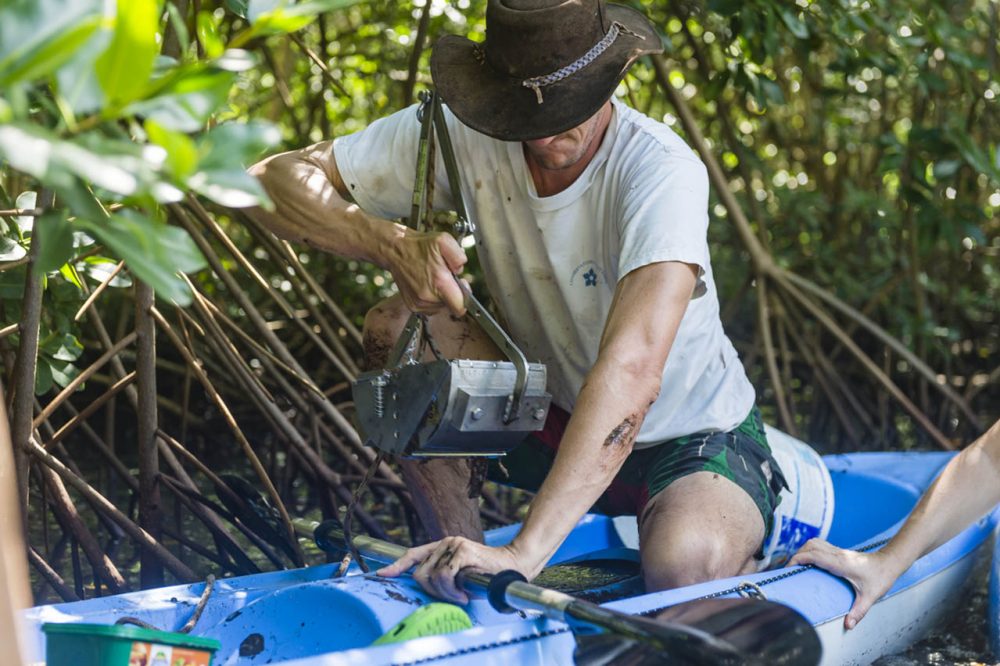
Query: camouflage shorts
487 406 789 541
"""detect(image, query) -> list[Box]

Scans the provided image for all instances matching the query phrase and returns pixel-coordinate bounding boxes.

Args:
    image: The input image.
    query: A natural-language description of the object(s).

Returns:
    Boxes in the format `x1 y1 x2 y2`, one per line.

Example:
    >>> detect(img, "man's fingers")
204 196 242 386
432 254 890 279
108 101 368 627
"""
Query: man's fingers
411 538 472 604
436 234 468 273
376 543 435 577
429 544 470 603
438 275 467 317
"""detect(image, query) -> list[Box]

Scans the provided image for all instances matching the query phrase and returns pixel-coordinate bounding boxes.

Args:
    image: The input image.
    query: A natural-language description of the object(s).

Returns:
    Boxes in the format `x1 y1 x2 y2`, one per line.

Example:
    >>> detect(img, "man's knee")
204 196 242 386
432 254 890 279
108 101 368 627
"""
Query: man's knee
362 295 409 369
641 530 737 591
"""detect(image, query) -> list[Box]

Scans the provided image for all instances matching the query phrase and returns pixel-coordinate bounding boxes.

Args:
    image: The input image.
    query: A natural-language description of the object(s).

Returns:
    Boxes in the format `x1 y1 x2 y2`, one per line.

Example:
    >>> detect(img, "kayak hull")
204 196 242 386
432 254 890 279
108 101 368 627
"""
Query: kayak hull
23 451 1000 666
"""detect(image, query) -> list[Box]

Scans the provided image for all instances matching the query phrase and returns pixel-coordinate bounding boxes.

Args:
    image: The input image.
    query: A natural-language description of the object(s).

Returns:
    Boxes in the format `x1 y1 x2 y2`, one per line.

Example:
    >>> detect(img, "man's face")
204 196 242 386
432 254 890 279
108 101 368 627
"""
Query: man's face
522 102 611 171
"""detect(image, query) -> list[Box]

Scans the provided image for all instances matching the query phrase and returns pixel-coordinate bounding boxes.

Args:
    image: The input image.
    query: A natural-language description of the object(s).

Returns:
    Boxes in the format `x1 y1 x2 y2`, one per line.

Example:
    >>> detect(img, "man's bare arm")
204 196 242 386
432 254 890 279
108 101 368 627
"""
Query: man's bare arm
376 260 697 602
508 260 698 576
246 142 467 314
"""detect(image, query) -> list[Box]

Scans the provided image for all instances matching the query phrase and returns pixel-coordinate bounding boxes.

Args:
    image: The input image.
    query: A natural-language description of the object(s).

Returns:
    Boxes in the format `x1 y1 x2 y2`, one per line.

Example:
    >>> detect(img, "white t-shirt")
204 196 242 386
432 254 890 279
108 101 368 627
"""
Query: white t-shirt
334 97 755 446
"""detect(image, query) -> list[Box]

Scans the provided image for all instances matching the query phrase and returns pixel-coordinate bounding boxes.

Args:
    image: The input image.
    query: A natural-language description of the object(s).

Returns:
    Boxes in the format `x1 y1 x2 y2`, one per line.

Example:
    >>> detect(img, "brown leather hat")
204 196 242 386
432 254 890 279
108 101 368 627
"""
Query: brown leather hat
430 0 662 141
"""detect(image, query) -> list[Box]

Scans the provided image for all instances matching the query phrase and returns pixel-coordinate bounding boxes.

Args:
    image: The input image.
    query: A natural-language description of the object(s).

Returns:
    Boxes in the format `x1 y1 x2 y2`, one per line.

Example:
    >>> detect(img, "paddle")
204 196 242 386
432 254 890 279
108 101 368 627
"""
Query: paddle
302 517 822 666
213 476 821 664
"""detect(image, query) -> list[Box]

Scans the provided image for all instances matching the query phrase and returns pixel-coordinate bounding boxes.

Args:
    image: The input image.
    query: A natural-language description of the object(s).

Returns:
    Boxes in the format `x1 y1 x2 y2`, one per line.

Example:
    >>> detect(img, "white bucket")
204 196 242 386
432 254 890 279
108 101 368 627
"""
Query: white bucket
758 425 835 570
610 425 835 570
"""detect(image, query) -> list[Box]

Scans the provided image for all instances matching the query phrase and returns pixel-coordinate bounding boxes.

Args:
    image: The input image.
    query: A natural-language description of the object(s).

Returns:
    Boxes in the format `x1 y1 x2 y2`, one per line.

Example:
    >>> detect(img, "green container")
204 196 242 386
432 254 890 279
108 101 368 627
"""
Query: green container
42 622 220 666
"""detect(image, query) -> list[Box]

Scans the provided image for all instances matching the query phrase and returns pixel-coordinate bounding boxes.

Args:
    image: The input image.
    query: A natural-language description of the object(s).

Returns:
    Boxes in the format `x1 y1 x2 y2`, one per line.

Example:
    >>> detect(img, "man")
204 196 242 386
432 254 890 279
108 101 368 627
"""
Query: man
247 0 787 604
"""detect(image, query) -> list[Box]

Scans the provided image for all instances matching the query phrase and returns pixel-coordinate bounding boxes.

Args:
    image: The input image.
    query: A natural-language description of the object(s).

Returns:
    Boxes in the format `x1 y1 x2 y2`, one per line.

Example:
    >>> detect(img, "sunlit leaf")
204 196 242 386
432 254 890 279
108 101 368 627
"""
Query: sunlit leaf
197 121 281 169
188 168 272 208
145 119 199 179
59 263 85 290
0 236 27 262
224 0 249 18
214 49 257 72
0 124 158 197
197 10 225 59
247 0 365 37
126 66 235 132
0 0 109 87
15 191 37 234
96 0 161 106
48 360 81 389
42 332 84 362
54 16 114 115
78 209 205 304
81 256 132 287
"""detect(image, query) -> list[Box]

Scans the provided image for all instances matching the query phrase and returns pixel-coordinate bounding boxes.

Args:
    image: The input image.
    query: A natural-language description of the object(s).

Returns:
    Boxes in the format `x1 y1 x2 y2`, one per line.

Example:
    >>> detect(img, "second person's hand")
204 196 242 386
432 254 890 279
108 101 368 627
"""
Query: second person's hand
789 539 908 630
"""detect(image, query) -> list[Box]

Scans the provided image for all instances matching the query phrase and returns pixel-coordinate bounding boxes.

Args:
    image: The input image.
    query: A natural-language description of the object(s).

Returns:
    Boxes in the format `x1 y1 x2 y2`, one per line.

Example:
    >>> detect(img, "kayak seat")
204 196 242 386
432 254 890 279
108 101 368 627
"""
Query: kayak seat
533 555 643 603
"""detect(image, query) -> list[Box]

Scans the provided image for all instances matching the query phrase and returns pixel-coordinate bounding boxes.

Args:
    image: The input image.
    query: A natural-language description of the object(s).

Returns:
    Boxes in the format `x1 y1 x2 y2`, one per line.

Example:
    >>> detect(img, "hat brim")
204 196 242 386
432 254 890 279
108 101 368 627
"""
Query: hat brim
430 5 662 142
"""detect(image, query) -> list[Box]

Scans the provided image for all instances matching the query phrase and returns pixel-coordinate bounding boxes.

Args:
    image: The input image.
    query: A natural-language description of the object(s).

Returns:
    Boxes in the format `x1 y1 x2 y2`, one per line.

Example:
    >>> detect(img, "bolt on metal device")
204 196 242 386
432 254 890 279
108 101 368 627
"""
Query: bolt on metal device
352 90 551 457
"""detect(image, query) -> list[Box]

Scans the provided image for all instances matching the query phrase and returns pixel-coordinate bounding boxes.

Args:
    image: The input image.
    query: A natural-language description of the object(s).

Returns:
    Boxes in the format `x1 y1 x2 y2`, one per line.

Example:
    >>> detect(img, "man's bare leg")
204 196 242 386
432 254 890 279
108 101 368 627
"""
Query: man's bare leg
362 295 504 543
638 472 764 590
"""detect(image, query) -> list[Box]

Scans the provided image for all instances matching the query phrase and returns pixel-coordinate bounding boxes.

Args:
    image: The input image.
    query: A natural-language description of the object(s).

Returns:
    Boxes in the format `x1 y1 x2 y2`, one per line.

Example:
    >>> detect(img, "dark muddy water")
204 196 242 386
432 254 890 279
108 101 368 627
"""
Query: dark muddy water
875 560 997 666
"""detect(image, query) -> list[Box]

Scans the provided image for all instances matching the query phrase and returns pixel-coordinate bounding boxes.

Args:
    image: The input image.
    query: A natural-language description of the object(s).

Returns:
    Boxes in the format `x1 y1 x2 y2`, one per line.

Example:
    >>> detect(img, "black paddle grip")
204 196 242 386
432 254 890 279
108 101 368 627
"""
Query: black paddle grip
488 569 527 614
313 518 347 557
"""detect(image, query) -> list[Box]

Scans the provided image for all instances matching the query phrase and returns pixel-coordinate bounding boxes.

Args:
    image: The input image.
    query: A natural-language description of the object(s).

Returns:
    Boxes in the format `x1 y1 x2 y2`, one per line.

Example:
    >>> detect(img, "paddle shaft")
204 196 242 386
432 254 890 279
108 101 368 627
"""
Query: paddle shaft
295 518 738 656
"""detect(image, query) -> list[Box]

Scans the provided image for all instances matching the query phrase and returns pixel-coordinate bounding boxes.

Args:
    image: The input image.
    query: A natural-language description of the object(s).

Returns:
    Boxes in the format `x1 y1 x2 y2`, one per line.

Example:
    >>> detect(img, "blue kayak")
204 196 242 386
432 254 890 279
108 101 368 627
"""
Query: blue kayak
23 452 1000 665
990 524 1000 659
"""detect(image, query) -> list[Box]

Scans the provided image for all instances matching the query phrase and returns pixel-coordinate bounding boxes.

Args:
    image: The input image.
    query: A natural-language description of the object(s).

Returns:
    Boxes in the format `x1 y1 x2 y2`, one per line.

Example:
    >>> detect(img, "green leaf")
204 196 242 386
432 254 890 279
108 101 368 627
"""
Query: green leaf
197 121 281 169
188 168 272 208
59 263 85 290
0 265 28 299
197 10 225 59
41 333 83 362
14 191 37 234
214 49 257 72
164 1 191 56
34 211 75 274
0 0 109 87
35 360 54 395
0 15 104 88
145 119 199 179
80 256 132 288
0 124 179 201
0 235 27 262
778 8 809 40
48 360 81 389
932 159 962 179
247 0 365 37
126 66 235 132
224 0 249 18
95 0 161 106
77 209 206 305
54 16 114 115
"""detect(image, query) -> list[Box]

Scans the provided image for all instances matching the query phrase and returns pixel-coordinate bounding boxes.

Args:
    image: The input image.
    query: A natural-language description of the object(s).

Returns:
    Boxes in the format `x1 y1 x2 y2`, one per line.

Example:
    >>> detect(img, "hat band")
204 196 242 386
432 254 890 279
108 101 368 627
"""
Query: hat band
520 21 645 105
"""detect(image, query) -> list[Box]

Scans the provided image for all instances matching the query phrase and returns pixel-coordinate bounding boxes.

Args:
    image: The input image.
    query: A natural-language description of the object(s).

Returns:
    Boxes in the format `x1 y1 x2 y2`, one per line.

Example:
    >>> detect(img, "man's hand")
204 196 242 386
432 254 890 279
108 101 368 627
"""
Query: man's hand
789 539 904 630
384 228 468 316
376 537 530 604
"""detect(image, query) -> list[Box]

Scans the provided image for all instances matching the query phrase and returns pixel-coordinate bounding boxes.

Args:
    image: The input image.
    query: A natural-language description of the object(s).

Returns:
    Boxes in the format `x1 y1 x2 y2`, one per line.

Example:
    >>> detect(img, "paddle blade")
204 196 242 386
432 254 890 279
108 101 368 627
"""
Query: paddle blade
654 597 821 665
573 598 820 666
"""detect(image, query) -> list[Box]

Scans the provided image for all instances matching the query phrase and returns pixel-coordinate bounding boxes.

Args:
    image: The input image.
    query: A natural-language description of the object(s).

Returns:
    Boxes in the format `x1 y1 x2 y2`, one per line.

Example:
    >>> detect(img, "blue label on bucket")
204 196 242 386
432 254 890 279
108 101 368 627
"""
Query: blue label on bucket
775 517 822 557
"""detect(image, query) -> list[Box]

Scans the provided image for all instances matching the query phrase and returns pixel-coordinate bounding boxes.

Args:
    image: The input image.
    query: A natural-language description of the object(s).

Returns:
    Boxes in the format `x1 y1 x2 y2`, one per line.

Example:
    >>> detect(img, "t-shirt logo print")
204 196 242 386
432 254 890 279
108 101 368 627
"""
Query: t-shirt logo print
570 261 606 287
